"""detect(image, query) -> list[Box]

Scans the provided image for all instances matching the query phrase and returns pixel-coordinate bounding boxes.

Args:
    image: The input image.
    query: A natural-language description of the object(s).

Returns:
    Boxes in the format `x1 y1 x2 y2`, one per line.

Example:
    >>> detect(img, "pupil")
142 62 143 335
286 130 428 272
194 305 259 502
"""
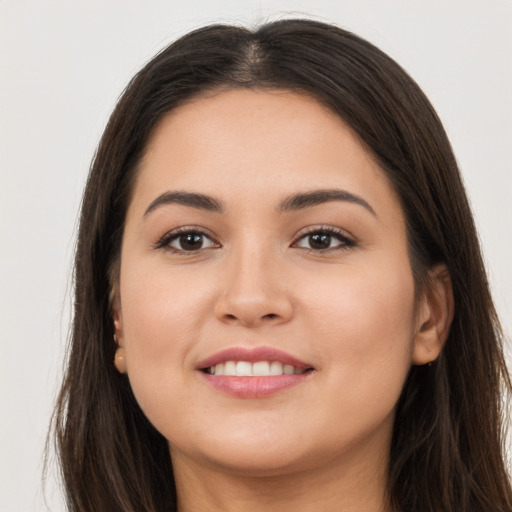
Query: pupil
180 234 203 250
309 233 331 249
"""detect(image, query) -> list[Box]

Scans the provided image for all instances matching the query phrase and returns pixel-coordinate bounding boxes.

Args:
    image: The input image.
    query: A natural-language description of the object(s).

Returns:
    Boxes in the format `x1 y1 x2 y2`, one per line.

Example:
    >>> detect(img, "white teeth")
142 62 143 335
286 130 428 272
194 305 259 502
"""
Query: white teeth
236 361 253 376
269 361 284 375
224 361 237 376
252 361 270 376
206 360 308 377
283 364 294 375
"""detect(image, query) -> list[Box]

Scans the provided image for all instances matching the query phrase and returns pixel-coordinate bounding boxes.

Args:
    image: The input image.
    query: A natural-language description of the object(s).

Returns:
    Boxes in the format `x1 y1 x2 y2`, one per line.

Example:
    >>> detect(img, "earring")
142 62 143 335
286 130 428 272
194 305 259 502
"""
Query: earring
114 347 127 374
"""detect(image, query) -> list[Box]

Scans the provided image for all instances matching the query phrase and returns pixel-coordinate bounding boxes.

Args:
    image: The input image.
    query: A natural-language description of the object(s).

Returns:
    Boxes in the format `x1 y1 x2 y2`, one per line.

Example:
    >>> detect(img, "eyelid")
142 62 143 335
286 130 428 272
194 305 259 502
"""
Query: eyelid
154 225 221 252
292 225 357 251
153 224 356 253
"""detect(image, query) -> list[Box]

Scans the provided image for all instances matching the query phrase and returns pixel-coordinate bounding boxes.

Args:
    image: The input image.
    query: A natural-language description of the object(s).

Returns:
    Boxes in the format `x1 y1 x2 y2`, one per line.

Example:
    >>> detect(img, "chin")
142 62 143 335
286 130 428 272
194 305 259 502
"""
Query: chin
168 423 318 477
188 445 312 478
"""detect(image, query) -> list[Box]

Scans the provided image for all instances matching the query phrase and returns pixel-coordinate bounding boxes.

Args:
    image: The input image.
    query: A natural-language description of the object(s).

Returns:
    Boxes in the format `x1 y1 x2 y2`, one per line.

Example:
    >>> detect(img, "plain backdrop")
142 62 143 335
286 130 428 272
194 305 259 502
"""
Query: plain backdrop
1 1 511 510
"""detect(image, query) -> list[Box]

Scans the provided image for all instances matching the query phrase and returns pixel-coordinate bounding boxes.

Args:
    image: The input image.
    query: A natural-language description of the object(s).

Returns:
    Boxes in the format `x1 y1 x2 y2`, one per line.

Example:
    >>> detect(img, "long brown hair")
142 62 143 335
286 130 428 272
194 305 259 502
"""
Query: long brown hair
50 19 512 511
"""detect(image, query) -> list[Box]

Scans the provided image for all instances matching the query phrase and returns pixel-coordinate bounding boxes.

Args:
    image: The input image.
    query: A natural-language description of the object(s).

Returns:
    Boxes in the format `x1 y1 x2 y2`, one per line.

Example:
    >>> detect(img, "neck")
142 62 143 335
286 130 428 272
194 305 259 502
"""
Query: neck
171 440 392 512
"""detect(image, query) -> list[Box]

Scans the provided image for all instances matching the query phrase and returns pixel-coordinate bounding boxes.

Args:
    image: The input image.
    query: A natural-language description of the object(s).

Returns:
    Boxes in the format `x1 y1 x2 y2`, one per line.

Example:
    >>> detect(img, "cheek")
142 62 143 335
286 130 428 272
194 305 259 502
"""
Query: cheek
304 260 416 401
121 259 212 343
118 264 217 437
118 261 215 398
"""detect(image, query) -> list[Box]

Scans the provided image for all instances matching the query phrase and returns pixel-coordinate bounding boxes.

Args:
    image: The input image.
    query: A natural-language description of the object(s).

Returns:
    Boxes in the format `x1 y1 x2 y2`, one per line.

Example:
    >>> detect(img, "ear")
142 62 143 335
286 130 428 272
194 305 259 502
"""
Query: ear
114 347 127 374
412 264 454 365
112 292 127 374
112 290 124 345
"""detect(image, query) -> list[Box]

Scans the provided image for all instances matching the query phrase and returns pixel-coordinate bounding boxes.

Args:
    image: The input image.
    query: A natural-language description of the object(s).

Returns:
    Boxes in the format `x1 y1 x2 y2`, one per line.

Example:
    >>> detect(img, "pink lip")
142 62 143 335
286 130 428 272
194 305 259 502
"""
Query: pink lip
200 373 312 398
196 346 314 399
196 346 312 370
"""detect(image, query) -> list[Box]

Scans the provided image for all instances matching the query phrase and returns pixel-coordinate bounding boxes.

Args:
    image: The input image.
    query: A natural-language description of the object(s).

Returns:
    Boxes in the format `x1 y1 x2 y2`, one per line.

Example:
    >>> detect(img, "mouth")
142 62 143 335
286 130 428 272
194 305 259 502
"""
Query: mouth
202 360 311 376
196 346 315 398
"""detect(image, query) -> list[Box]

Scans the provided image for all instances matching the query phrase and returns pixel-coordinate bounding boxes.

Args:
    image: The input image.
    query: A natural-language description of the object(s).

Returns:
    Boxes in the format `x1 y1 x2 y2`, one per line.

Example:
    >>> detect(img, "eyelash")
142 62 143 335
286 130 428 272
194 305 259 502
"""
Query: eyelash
154 226 219 253
154 225 357 254
293 226 356 252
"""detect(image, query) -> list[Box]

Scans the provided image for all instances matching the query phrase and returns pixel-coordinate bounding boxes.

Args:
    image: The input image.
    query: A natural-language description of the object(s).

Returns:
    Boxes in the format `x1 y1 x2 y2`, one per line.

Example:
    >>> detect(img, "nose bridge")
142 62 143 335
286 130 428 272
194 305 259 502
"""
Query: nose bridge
215 234 293 326
230 241 272 297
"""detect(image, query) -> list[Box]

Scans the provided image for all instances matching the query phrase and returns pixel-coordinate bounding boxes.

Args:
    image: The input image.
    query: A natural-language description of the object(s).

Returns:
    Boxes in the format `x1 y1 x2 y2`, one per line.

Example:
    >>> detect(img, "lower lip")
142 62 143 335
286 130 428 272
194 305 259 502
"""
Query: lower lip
199 372 312 398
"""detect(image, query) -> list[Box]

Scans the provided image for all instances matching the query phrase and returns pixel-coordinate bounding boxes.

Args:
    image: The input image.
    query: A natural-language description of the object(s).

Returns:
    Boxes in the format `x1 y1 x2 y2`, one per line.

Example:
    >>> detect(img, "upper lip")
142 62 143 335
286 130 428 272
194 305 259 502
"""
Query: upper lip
196 346 313 371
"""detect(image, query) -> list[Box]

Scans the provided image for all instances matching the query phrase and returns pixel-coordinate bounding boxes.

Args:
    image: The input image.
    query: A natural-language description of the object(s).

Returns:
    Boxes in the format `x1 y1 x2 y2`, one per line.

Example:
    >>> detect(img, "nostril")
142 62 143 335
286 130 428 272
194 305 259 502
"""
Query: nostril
263 313 278 320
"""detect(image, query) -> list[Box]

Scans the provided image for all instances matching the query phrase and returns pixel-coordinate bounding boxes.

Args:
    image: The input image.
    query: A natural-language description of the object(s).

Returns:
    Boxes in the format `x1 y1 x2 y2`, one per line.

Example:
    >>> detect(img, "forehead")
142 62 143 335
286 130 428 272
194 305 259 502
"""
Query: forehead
144 89 367 166
130 88 402 222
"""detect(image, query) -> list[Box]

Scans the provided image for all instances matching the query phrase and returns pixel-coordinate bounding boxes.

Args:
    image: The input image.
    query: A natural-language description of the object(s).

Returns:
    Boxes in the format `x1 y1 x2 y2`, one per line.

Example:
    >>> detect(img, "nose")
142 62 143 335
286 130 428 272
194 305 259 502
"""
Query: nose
214 245 294 328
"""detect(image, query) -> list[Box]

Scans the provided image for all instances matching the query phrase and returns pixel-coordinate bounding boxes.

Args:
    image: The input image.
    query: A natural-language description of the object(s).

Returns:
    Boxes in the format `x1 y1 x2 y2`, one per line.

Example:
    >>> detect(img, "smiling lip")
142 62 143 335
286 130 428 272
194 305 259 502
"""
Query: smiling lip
197 346 312 371
196 346 314 399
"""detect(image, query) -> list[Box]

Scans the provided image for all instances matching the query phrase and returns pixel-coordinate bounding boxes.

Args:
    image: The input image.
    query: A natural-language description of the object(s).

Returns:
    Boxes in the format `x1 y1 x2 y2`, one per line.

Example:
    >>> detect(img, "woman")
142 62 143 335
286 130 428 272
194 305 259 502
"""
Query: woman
52 19 512 511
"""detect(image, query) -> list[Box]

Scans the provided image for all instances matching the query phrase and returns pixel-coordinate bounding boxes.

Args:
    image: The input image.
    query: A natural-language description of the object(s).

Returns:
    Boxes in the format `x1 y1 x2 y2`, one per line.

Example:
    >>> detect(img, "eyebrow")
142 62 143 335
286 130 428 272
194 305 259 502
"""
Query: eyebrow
279 189 376 216
143 188 376 217
144 191 224 217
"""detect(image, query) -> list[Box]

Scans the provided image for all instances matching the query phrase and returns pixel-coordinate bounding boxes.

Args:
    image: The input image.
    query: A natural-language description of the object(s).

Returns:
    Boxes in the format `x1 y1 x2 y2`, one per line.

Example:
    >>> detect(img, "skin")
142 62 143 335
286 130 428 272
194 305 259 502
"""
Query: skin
114 89 452 512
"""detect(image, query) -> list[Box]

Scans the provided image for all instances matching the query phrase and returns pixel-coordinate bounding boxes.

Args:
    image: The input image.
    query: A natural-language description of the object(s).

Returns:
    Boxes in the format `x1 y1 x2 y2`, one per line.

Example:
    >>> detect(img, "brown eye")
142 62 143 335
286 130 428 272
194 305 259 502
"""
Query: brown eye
308 233 332 250
163 231 218 252
294 228 355 252
176 233 205 251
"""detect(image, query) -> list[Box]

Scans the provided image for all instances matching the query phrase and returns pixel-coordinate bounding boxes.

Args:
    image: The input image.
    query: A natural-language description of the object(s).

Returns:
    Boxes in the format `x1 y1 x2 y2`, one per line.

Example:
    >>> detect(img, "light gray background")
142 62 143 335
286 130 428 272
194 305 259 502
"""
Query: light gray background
1 1 511 510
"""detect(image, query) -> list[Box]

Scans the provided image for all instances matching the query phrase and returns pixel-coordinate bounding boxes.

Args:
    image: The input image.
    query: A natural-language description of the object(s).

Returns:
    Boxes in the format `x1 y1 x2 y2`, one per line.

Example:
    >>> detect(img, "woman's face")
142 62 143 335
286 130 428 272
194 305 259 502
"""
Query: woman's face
117 89 426 476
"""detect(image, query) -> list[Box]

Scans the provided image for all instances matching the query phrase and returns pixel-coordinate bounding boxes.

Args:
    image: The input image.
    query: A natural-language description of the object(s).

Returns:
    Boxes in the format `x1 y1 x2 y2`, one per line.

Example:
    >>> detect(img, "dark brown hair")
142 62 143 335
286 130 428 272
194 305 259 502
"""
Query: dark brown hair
50 19 512 511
